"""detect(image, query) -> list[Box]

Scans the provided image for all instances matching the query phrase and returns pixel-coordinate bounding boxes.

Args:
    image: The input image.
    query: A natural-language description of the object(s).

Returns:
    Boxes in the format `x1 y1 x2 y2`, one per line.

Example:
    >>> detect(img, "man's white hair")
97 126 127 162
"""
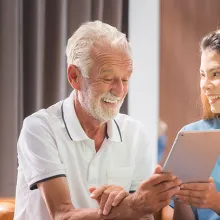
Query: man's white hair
66 20 132 77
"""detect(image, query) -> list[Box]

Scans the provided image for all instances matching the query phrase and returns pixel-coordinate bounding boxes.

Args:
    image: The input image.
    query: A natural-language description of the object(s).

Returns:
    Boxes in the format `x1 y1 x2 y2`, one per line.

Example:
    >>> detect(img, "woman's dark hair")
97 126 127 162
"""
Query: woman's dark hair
200 30 220 53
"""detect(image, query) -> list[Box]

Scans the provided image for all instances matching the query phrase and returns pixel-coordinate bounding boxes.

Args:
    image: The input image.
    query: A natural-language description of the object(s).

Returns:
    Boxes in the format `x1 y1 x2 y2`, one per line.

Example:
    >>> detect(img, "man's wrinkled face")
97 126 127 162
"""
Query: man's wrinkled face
78 46 133 122
200 49 220 114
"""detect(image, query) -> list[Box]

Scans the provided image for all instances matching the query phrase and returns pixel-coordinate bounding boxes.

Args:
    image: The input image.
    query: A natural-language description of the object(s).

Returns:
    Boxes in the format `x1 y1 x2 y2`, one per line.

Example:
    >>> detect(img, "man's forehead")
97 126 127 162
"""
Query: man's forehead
100 64 133 73
90 42 131 60
88 43 133 74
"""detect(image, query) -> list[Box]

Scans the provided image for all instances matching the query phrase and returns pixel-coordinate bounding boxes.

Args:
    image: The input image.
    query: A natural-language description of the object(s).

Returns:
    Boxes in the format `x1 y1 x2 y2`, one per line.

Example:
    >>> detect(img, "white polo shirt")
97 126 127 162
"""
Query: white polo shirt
14 91 152 220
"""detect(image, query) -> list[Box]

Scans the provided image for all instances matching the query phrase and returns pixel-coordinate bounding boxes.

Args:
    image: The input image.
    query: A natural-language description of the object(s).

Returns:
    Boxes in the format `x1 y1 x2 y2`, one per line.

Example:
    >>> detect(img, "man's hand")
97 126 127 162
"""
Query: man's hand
99 165 181 220
175 177 220 213
89 185 129 216
129 165 181 217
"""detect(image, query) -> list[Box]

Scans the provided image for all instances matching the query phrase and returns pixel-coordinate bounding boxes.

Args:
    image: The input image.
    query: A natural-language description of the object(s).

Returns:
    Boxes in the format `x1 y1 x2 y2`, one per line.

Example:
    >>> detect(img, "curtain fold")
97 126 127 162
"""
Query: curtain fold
0 0 21 197
0 0 128 197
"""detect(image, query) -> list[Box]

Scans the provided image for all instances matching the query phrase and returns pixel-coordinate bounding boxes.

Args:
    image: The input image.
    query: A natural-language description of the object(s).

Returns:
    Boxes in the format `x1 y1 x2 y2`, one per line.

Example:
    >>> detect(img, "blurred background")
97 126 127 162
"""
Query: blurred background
0 0 220 197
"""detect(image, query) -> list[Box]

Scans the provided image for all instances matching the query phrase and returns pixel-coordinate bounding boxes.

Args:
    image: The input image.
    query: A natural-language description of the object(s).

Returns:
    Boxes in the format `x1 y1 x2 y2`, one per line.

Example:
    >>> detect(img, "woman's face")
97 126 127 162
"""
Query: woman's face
200 49 220 114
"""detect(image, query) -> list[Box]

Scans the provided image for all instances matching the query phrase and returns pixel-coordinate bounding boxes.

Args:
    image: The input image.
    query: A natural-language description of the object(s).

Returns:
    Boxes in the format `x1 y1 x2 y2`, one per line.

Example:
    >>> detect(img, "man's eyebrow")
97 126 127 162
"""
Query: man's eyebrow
200 66 220 72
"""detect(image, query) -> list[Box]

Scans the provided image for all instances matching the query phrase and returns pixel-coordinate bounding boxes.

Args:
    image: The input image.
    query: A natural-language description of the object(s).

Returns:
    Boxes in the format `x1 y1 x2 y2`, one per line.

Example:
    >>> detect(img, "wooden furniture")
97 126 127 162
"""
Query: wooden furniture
0 198 15 220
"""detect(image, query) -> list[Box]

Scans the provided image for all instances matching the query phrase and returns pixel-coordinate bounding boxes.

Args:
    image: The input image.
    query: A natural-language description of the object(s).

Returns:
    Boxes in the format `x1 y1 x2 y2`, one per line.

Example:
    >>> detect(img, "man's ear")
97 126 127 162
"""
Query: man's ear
67 65 81 90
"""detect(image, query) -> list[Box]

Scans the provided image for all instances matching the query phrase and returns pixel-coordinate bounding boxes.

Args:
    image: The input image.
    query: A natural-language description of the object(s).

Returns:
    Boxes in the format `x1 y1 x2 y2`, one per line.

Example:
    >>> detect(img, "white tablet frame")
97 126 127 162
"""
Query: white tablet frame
162 130 220 183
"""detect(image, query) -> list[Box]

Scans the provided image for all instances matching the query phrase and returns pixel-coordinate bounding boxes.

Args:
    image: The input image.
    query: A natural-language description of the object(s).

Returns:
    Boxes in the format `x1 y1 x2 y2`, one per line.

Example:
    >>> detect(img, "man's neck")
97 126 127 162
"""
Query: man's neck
74 98 107 151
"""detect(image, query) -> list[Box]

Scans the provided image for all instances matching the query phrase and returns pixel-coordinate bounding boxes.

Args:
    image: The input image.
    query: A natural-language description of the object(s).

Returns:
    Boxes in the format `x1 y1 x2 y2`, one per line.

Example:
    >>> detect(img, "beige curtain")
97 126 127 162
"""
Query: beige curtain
0 0 128 197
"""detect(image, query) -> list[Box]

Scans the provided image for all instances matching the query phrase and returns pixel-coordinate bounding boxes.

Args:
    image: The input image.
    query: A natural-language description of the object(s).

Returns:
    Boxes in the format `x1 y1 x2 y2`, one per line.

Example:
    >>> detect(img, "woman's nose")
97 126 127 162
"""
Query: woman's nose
201 77 214 91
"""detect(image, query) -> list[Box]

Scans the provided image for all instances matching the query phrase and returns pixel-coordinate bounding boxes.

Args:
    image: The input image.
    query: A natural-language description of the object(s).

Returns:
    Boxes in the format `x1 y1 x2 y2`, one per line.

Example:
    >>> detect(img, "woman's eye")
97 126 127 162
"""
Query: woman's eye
200 73 205 78
213 72 220 77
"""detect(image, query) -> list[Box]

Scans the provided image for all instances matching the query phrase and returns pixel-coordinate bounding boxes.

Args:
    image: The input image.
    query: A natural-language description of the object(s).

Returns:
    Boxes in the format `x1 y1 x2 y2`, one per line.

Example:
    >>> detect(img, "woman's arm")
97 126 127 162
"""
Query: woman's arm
173 200 195 220
161 202 196 220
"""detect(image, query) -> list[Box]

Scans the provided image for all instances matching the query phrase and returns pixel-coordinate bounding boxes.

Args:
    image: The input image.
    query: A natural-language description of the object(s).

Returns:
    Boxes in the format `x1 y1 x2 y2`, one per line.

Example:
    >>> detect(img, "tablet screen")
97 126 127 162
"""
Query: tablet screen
162 130 220 183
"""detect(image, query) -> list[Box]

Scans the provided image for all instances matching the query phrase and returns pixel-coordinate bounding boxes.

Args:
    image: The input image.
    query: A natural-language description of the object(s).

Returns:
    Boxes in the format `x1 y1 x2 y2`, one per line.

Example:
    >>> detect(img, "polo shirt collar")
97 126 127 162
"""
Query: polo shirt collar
61 91 122 142
106 119 122 142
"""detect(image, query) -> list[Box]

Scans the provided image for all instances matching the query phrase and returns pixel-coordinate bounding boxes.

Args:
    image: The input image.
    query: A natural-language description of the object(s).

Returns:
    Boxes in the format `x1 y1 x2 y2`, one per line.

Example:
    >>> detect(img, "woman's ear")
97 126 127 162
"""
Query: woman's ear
67 65 81 90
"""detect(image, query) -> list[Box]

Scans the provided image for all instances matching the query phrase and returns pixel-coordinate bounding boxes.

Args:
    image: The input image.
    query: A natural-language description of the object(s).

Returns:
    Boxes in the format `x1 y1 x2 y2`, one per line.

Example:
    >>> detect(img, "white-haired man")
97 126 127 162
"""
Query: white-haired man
14 21 181 220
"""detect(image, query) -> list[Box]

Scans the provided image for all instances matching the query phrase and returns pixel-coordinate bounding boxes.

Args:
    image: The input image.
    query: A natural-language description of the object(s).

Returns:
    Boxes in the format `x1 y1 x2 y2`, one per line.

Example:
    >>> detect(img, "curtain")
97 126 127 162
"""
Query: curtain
0 0 128 197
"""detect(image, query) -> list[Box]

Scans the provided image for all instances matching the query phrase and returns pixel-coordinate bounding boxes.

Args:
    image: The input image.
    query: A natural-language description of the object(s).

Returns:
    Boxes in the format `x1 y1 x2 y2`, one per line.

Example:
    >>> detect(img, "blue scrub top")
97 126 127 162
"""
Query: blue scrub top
158 134 166 162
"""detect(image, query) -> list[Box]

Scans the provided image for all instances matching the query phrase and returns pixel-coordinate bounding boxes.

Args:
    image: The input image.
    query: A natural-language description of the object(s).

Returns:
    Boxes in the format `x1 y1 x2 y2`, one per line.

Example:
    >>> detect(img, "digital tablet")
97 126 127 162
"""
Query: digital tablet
162 130 220 183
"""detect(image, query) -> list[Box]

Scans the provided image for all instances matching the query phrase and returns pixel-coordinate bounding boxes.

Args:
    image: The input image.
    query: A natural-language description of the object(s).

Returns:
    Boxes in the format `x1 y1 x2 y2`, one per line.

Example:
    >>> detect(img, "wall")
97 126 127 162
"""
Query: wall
129 0 160 170
160 0 220 161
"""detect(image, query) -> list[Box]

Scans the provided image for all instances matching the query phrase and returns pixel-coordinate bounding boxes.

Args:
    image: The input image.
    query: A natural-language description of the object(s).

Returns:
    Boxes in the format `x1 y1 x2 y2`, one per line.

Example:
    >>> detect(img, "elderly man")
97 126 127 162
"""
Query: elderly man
14 21 181 220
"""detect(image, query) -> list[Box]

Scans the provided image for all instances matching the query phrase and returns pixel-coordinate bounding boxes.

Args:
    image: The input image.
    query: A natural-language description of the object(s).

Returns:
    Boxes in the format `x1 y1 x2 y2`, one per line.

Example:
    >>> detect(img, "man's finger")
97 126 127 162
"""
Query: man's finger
102 192 117 215
209 177 214 183
99 191 110 214
89 187 96 194
142 173 176 187
90 185 110 199
112 191 129 206
155 178 182 194
157 186 180 202
154 165 162 174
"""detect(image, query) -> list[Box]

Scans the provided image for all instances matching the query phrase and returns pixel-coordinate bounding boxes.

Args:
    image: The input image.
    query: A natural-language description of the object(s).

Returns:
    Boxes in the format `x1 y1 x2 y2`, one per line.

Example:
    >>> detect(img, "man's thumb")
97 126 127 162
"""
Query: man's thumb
89 187 96 194
209 177 214 183
154 165 162 174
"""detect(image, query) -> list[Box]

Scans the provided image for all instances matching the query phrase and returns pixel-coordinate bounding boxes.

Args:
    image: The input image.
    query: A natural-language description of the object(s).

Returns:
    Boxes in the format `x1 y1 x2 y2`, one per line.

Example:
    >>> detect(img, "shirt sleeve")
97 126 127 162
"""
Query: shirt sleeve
130 123 153 191
17 114 66 190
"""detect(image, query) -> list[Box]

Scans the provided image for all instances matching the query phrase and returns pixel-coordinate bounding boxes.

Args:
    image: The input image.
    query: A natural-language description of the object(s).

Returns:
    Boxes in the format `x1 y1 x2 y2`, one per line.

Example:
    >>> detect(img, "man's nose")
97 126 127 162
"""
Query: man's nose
111 79 124 97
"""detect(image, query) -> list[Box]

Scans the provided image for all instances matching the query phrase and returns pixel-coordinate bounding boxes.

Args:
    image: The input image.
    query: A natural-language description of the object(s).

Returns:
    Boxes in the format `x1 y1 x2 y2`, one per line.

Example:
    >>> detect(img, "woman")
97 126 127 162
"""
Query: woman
162 29 220 220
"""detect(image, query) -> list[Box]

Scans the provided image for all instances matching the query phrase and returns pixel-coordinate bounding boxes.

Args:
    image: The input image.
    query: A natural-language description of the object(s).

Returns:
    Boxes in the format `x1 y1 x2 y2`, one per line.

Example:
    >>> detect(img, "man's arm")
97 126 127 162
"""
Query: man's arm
37 177 138 220
37 177 100 220
38 167 181 220
38 176 147 220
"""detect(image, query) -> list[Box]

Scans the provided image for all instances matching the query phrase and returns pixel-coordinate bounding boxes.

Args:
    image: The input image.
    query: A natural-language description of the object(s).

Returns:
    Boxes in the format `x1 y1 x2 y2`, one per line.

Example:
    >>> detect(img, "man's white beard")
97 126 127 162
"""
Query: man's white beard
78 88 124 122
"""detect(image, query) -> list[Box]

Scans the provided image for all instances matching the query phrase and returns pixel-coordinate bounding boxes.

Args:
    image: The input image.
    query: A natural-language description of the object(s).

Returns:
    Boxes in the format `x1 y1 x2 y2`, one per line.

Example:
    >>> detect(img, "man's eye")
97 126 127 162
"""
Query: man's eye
122 79 129 83
103 78 114 82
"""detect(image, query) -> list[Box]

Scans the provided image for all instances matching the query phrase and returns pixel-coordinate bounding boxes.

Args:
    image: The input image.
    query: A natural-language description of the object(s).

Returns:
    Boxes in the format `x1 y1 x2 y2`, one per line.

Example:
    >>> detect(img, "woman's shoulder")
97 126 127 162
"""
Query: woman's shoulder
182 118 220 131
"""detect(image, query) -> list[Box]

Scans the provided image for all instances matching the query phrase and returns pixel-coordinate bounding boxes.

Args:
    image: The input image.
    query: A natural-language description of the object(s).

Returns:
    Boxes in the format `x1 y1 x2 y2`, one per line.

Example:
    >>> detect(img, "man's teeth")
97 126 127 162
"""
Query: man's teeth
208 95 220 100
102 98 118 103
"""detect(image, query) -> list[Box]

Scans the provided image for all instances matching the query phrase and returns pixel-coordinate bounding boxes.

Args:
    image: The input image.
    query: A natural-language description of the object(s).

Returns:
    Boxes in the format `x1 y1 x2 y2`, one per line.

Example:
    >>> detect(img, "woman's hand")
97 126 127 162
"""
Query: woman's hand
89 185 129 216
175 178 220 213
